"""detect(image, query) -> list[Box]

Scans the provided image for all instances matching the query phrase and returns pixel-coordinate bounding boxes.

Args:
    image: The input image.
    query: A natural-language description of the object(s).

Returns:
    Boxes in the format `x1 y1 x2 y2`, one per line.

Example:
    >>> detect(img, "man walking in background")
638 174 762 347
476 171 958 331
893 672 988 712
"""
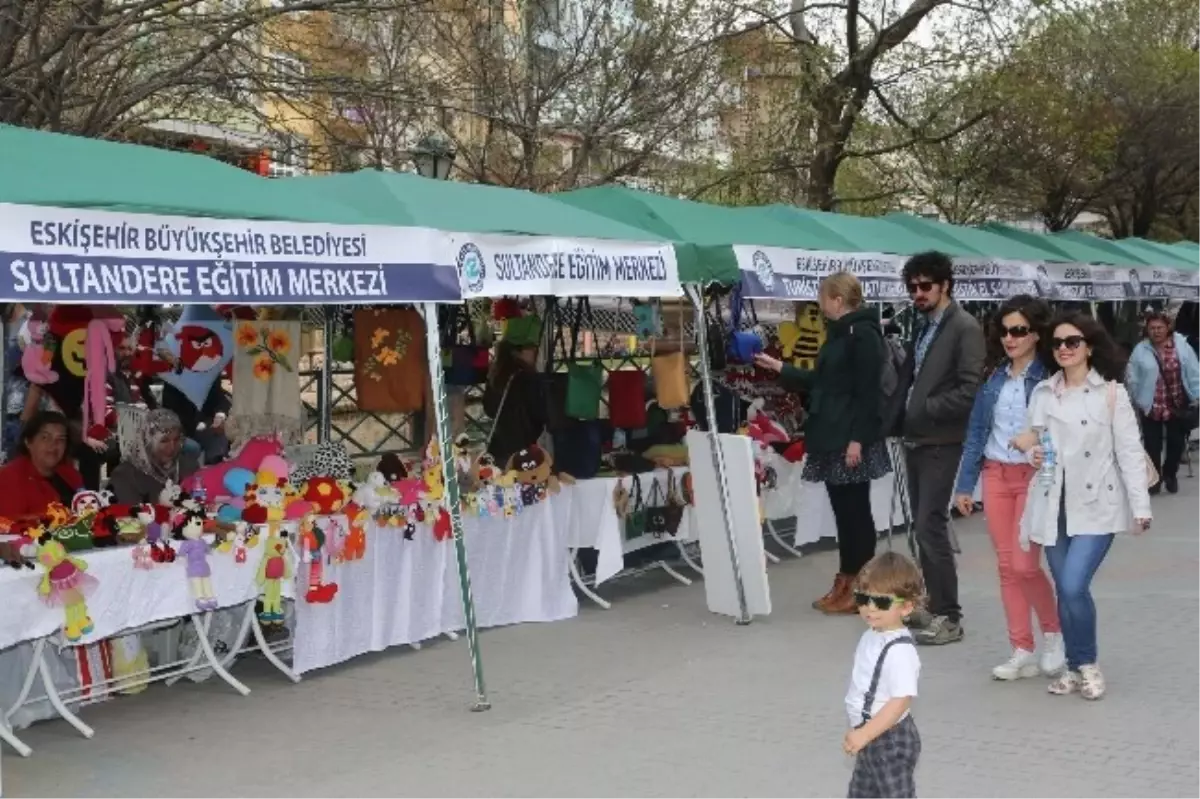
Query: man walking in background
897 252 985 645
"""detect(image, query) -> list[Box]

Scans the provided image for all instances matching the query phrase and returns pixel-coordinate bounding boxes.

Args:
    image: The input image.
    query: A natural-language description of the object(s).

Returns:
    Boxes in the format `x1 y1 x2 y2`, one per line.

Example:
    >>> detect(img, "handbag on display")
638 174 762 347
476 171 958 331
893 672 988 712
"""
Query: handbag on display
553 298 602 421
443 305 490 387
726 283 763 364
652 301 690 410
553 418 606 480
644 472 684 538
607 369 647 429
623 474 647 541
690 381 748 434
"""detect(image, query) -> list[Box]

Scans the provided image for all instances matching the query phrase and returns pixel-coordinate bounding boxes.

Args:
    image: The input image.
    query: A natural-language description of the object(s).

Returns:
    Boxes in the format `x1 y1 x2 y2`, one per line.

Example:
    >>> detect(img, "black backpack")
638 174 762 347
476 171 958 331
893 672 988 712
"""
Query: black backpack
851 324 907 435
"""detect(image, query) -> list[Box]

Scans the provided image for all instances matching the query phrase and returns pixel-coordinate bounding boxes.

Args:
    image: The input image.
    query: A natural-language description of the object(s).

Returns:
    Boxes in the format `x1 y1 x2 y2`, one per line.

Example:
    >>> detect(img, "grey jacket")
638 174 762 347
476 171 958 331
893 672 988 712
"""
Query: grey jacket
900 301 985 446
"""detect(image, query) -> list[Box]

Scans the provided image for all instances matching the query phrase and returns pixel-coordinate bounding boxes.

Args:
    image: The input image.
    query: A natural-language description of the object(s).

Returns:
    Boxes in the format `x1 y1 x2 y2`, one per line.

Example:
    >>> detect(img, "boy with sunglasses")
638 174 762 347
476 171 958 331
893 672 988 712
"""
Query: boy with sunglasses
843 552 925 798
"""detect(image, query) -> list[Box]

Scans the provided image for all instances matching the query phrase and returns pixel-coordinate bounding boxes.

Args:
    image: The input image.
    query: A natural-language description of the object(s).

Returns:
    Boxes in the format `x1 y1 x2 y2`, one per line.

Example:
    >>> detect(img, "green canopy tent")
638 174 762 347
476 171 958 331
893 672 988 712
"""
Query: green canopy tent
0 124 369 223
555 185 859 284
0 126 495 711
763 205 976 257
1054 233 1199 271
883 214 1067 262
981 222 1151 267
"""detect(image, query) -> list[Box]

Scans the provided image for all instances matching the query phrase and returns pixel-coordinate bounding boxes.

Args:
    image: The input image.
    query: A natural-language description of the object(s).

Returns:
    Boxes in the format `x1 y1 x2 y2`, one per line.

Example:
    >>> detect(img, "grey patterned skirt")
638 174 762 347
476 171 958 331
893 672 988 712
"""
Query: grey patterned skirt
801 439 892 486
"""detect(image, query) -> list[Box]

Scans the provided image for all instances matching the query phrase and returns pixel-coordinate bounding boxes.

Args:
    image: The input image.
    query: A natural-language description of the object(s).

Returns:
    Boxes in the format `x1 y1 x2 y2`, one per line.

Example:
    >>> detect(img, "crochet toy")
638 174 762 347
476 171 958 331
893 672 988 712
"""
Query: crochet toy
299 515 340 603
37 539 97 642
256 526 292 625
174 507 218 611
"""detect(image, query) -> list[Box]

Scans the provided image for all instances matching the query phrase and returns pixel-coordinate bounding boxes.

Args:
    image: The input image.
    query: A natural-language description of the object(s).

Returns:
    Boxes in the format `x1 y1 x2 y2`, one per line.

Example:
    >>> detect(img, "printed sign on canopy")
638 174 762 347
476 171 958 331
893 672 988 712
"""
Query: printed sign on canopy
0 203 462 304
452 233 680 298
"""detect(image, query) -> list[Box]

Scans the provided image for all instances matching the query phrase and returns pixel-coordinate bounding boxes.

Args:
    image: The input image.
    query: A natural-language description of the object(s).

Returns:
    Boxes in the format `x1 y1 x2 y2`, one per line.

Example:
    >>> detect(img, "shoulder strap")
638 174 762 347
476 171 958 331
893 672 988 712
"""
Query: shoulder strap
484 374 517 451
860 636 915 726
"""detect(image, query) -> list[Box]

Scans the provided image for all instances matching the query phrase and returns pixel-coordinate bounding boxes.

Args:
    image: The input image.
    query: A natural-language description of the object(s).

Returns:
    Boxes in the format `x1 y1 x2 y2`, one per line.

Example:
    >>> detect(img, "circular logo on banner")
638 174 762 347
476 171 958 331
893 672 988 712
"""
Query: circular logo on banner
752 250 775 291
457 243 486 294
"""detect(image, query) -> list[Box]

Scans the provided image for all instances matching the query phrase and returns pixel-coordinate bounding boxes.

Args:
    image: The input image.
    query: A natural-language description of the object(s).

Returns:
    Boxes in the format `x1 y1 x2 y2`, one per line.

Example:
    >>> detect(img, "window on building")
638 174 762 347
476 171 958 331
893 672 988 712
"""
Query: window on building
268 134 310 177
267 51 309 91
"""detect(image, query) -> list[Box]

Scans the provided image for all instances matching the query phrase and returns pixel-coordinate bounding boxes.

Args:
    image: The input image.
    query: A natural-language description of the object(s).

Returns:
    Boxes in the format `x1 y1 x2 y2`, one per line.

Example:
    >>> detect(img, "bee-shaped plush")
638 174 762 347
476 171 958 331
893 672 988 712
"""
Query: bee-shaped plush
791 302 826 370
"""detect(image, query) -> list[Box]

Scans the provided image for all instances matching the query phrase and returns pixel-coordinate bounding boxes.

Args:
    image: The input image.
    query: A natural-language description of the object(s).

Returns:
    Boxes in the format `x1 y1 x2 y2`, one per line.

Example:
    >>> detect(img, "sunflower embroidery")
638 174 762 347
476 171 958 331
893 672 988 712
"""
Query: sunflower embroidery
240 324 294 380
363 328 411 381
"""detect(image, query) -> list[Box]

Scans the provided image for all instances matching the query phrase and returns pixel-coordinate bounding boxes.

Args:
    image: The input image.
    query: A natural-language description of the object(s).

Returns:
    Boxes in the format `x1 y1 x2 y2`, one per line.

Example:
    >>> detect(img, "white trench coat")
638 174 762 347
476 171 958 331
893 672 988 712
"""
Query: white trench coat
1020 369 1152 549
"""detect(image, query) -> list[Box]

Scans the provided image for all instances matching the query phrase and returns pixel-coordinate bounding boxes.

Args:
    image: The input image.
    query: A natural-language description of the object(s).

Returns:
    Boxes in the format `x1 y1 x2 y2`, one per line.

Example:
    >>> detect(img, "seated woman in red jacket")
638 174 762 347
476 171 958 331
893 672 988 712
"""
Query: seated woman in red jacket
0 411 83 521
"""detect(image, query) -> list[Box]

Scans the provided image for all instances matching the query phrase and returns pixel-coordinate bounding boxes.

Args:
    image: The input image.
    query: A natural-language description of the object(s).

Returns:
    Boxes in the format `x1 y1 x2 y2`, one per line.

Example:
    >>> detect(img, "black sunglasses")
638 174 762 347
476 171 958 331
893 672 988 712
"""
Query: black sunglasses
853 591 903 611
999 325 1031 339
1051 335 1087 350
906 280 936 295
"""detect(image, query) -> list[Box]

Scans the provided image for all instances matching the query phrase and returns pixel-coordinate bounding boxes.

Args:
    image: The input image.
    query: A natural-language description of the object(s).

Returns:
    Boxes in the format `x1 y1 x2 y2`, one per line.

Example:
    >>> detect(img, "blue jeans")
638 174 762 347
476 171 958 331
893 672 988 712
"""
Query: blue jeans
1043 506 1114 671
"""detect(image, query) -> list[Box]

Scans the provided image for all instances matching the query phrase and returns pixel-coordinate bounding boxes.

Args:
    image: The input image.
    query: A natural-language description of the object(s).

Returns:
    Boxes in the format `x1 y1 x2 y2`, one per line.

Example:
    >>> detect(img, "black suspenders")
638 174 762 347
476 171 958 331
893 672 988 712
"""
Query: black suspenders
858 636 915 728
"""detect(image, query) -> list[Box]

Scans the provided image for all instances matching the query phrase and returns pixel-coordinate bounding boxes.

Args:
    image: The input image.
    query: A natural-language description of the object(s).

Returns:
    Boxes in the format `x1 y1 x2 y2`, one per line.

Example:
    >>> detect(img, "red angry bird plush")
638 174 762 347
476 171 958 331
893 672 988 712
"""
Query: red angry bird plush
174 325 226 373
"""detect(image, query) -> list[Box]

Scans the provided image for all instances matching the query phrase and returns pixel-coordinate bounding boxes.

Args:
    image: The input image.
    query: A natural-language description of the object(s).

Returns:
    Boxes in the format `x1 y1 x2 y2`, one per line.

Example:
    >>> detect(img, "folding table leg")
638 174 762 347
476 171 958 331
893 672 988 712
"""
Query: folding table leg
186 615 250 697
36 652 93 739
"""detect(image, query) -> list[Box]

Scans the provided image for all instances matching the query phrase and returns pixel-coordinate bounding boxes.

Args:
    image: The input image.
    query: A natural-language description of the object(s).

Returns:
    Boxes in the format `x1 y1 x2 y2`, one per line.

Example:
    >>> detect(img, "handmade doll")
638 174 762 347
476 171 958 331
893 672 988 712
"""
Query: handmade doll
340 503 368 562
256 527 292 625
174 507 218 611
298 516 338 603
36 539 97 642
232 521 250 564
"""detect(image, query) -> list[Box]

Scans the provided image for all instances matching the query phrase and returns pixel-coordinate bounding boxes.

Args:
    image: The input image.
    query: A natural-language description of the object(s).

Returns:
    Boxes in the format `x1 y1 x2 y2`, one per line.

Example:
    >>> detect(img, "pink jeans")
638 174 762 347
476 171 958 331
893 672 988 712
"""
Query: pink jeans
981 461 1061 651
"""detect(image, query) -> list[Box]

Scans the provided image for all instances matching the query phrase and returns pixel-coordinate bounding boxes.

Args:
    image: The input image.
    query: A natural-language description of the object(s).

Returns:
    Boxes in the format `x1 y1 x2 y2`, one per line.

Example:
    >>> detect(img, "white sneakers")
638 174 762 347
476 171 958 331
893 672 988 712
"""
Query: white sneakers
1078 664 1106 700
992 633 1066 681
992 649 1040 680
1039 633 1066 676
1046 664 1106 699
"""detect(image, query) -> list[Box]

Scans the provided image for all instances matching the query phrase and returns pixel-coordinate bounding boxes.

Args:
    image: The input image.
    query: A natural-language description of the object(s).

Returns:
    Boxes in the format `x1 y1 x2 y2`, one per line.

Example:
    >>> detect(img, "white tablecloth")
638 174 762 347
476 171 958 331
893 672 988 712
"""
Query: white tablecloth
0 538 288 652
559 467 692 585
291 498 577 675
761 452 906 546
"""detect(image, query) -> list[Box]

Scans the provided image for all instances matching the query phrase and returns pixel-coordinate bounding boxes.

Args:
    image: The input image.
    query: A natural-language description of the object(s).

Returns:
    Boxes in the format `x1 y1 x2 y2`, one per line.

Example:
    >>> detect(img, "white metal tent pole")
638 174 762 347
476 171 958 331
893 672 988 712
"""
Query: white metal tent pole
688 285 751 625
421 302 491 711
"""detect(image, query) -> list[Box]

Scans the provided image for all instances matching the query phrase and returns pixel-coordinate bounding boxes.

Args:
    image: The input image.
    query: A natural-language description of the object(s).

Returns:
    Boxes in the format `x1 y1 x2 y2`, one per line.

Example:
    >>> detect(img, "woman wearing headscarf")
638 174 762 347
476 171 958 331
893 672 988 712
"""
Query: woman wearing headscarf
108 409 201 505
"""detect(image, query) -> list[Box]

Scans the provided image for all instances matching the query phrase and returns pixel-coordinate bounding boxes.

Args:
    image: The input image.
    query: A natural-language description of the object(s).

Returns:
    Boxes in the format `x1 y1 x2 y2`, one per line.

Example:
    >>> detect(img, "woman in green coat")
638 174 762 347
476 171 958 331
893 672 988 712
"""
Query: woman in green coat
755 272 892 614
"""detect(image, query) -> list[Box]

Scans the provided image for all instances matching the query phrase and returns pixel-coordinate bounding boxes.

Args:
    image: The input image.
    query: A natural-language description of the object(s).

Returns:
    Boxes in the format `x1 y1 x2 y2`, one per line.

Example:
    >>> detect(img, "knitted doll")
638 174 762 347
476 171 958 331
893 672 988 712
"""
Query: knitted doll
37 540 97 642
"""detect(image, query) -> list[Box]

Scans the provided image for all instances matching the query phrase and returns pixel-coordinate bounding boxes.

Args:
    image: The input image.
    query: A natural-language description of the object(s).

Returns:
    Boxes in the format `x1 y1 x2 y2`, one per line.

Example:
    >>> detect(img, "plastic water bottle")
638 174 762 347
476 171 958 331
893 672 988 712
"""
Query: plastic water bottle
1038 429 1056 488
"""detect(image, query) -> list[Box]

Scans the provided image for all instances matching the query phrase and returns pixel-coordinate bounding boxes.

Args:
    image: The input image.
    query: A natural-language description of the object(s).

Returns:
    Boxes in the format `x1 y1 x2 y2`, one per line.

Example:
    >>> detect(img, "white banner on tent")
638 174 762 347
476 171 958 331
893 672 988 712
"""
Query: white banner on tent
734 245 1199 302
733 245 907 300
451 233 680 298
730 248 1040 300
0 202 462 304
1141 267 1200 300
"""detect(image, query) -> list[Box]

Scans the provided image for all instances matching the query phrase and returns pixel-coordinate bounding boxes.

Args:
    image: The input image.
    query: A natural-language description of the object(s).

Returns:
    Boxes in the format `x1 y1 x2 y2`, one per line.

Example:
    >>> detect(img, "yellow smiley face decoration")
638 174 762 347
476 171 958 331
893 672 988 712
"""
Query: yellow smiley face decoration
60 328 88 379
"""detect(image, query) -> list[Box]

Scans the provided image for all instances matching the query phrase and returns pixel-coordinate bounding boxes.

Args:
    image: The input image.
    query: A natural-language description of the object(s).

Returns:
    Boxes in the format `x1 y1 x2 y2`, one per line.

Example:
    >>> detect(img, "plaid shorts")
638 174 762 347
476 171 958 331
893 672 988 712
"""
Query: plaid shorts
848 715 920 798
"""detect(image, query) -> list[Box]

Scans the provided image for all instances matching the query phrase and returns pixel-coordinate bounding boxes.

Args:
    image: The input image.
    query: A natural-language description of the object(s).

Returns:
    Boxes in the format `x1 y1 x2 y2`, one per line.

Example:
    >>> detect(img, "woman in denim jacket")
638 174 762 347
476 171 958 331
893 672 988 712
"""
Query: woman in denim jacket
1125 311 1199 494
953 296 1064 681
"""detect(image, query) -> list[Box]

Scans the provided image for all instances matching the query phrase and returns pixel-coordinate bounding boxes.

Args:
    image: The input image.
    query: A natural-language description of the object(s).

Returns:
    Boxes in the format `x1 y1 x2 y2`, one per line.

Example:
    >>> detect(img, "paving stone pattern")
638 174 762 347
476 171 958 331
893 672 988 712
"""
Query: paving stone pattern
5 480 1198 797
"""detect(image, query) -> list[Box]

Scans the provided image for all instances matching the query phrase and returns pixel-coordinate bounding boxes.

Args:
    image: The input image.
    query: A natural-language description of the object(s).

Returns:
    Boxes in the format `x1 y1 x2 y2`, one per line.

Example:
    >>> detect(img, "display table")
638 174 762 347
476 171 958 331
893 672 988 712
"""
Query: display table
760 445 908 546
558 466 693 585
292 498 577 675
0 539 285 652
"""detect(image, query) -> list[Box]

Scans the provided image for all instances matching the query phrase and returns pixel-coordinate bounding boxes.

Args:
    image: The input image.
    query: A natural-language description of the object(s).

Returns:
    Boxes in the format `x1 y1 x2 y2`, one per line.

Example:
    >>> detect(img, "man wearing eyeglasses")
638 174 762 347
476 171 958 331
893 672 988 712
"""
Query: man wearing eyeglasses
896 251 985 646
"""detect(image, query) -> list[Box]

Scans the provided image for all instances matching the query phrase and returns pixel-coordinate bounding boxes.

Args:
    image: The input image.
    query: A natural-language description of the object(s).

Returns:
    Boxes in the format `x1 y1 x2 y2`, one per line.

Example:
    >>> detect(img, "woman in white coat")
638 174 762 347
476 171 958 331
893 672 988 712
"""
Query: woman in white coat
1019 313 1152 701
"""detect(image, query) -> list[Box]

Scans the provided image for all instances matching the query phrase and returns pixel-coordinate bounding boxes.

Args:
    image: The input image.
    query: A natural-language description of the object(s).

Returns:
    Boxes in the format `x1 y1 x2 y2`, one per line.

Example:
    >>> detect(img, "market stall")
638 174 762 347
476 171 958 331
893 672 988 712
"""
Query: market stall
0 131 497 767
282 170 751 619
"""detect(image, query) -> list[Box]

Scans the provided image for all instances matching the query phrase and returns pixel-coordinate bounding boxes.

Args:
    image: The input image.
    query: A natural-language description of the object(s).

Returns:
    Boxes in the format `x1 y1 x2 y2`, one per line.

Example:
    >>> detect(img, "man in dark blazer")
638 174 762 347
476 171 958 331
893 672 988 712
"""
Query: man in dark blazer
897 251 985 645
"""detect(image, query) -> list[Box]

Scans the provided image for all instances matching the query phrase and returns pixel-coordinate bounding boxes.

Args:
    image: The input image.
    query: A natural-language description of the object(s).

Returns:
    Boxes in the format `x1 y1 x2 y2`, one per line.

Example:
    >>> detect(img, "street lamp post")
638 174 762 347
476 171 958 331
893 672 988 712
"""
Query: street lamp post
411 132 457 180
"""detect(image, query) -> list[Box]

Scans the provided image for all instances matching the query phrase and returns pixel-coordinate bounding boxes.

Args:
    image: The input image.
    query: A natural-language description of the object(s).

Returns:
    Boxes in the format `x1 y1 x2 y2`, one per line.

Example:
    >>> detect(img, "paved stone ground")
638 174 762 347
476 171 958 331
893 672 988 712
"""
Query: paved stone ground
5 478 1198 798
